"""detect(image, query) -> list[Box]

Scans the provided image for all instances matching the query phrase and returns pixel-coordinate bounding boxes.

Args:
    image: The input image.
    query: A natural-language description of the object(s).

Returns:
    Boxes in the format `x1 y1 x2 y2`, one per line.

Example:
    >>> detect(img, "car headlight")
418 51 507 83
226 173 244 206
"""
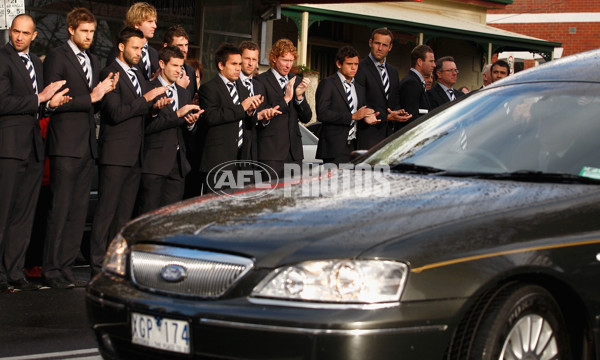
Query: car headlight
102 233 128 277
251 260 408 303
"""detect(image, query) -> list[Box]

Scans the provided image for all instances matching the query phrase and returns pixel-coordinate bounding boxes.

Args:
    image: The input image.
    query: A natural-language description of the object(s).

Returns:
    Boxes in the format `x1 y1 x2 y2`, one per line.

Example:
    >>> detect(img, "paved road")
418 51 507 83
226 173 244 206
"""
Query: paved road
0 267 100 359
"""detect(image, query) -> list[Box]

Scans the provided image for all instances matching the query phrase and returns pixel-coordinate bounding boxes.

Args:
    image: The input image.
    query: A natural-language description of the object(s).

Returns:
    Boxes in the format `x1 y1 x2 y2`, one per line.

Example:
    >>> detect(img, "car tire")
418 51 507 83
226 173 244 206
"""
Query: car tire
468 283 572 360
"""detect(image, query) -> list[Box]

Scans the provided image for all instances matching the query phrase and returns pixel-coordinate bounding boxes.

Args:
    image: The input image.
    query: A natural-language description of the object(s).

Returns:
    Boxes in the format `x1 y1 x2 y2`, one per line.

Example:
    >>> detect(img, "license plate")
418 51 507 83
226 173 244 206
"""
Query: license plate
131 312 190 354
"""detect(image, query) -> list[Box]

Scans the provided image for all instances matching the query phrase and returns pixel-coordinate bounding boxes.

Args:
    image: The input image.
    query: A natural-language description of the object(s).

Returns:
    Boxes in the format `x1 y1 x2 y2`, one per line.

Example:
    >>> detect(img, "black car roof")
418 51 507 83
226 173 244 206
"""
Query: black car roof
488 48 600 86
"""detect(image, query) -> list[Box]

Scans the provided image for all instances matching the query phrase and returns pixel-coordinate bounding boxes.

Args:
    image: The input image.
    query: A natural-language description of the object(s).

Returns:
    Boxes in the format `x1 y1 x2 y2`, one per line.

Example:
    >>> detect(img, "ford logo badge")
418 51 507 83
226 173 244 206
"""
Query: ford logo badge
160 264 187 283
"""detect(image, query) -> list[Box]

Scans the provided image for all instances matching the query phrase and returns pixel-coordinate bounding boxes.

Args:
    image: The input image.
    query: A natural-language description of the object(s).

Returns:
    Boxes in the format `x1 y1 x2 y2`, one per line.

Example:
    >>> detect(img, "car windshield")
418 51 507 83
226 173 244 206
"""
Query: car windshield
364 82 600 180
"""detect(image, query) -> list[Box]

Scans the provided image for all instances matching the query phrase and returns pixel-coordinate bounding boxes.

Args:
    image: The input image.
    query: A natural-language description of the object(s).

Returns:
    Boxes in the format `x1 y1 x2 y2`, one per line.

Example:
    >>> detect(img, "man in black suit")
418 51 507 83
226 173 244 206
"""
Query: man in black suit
106 2 159 80
398 44 436 128
354 28 410 149
427 56 464 111
316 46 378 164
42 8 118 289
238 40 282 163
199 43 277 191
0 14 71 291
254 38 312 178
162 25 196 97
139 46 201 213
163 25 205 197
89 27 167 277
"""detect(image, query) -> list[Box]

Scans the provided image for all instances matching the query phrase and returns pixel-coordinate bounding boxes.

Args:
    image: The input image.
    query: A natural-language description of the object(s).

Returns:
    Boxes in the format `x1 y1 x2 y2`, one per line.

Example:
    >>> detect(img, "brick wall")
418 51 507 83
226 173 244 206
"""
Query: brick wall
489 0 600 14
491 22 600 56
488 0 600 57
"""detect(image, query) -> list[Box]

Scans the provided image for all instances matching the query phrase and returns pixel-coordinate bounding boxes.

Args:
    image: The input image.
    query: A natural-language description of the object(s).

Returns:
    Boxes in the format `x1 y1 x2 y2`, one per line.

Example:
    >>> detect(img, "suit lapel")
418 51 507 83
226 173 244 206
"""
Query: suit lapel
235 78 249 102
117 64 140 98
365 59 386 96
333 76 352 111
7 46 36 94
265 70 284 96
63 43 91 89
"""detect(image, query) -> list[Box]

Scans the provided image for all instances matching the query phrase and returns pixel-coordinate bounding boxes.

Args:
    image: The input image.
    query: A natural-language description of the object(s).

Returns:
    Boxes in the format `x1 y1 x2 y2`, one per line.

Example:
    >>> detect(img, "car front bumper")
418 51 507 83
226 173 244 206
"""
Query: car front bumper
87 274 465 360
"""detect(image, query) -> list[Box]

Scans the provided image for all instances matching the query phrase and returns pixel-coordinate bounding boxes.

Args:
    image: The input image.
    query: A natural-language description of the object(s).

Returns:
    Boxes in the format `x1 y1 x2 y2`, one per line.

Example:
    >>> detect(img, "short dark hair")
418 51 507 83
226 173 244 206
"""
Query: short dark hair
66 7 96 30
370 27 393 41
335 46 360 65
239 40 259 53
410 44 434 68
214 43 241 69
159 45 184 64
491 59 510 74
435 56 455 72
117 27 144 47
163 25 188 45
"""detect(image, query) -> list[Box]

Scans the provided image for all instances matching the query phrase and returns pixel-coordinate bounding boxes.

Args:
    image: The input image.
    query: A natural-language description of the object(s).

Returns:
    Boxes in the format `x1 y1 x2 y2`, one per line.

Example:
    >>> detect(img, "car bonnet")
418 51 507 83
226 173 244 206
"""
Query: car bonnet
122 170 600 268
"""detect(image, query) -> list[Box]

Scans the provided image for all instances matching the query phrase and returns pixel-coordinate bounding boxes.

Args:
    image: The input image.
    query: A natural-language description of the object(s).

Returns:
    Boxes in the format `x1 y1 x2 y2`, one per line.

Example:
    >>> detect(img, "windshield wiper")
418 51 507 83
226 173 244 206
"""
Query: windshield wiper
440 170 600 184
389 162 446 174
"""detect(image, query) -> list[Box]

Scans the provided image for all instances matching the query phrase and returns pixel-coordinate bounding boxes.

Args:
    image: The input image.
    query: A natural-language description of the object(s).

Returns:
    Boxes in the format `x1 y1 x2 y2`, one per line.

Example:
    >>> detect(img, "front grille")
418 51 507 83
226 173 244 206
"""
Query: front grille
130 244 253 298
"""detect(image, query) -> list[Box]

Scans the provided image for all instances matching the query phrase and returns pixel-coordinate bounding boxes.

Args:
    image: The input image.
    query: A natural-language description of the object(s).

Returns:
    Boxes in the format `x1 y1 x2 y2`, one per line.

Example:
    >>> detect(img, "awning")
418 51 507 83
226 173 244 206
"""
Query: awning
282 3 561 57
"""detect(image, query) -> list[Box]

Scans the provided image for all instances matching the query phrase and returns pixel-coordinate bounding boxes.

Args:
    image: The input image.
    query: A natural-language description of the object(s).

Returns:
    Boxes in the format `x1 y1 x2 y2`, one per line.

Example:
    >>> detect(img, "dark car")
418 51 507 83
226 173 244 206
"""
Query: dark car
87 50 600 360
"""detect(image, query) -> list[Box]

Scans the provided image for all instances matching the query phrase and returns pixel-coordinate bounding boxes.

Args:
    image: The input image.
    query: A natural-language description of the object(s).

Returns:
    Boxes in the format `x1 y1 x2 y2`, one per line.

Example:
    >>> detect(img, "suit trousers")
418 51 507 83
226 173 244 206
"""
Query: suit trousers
139 157 185 214
321 140 357 165
260 150 302 180
42 149 93 281
0 148 43 282
89 162 141 276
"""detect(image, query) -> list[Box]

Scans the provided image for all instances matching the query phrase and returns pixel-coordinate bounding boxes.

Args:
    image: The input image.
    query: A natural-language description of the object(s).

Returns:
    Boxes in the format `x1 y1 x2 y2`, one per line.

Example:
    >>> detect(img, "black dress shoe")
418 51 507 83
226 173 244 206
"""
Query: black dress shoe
63 275 87 288
43 277 74 289
10 279 41 291
0 280 14 292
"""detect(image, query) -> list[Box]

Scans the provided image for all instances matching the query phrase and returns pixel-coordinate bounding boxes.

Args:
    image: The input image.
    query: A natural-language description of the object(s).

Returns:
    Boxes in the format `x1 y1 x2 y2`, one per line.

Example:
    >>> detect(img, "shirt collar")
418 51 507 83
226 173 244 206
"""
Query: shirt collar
437 82 450 93
239 72 252 83
410 68 426 85
369 52 386 67
337 71 354 85
115 57 136 73
157 74 174 88
270 68 288 83
67 39 85 57
218 73 235 86
9 41 30 57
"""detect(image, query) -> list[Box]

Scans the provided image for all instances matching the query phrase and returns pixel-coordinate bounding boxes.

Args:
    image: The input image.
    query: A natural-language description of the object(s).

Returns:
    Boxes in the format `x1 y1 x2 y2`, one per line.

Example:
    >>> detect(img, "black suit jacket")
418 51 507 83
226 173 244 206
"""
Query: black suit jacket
106 43 159 81
198 76 254 172
254 70 312 162
315 74 366 160
354 57 400 150
398 70 431 127
98 61 153 166
44 43 100 159
427 83 464 110
142 79 192 177
0 43 44 161
182 63 199 99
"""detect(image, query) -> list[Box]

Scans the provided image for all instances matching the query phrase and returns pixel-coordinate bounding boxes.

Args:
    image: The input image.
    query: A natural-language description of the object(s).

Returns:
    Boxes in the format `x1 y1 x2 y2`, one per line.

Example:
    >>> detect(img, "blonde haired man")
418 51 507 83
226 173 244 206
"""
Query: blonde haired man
254 39 312 177
106 2 158 80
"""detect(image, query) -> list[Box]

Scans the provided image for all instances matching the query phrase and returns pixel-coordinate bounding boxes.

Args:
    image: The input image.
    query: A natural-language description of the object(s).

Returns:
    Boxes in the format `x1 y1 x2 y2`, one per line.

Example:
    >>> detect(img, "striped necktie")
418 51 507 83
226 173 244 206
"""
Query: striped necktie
279 76 287 96
448 88 456 101
77 52 92 87
141 43 150 79
377 64 389 100
20 54 38 94
127 68 142 97
344 80 356 141
244 78 253 97
166 85 178 110
227 82 243 149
